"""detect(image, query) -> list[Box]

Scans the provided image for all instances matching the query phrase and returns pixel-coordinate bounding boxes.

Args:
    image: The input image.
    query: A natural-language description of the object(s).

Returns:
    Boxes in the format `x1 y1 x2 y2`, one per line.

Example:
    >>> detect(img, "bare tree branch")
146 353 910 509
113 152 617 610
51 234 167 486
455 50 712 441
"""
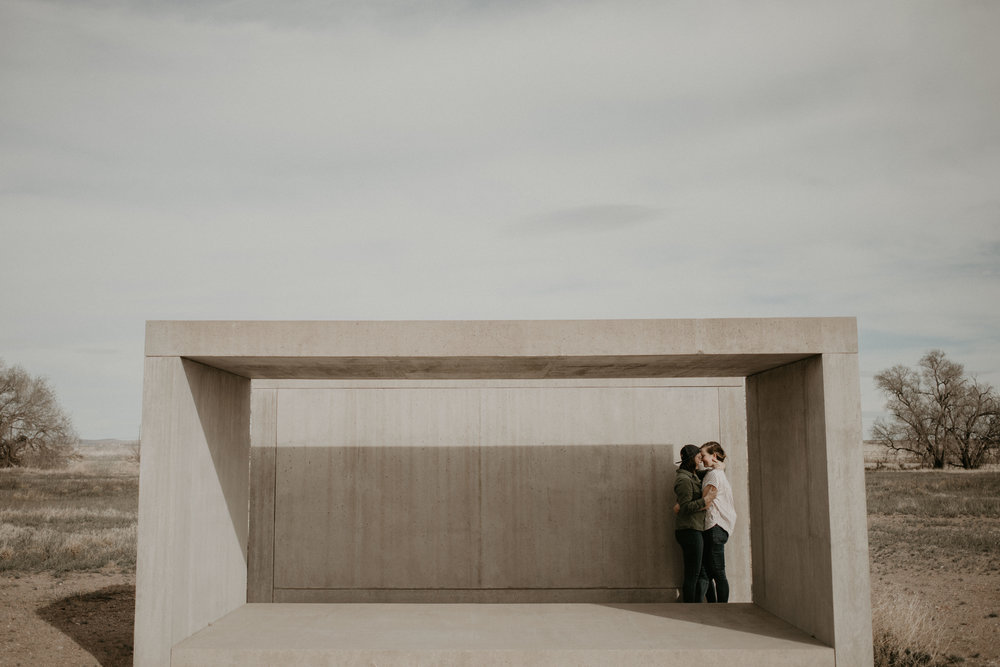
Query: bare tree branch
874 350 1000 469
0 359 78 469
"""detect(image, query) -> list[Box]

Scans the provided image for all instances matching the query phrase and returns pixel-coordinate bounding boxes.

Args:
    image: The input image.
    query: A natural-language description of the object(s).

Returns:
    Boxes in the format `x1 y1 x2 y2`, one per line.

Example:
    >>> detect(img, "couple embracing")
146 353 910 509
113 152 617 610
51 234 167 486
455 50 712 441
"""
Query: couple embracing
673 441 736 603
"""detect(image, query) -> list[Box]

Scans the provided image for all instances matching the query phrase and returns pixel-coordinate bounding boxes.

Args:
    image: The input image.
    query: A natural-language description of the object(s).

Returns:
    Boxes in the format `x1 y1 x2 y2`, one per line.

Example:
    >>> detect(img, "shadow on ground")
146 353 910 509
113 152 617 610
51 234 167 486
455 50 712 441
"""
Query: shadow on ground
36 584 135 667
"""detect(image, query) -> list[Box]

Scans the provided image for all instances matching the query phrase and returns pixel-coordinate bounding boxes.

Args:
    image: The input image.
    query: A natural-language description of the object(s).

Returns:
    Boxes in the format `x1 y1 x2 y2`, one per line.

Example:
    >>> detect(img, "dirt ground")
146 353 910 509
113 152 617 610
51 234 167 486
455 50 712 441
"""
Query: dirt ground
2 567 998 666
870 558 1000 666
1 465 997 666
0 569 134 667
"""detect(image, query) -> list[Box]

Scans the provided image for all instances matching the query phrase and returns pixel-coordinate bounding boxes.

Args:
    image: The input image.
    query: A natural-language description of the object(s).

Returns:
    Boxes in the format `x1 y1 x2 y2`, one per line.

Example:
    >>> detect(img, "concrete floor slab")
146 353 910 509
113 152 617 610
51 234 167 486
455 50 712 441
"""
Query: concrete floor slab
172 603 834 666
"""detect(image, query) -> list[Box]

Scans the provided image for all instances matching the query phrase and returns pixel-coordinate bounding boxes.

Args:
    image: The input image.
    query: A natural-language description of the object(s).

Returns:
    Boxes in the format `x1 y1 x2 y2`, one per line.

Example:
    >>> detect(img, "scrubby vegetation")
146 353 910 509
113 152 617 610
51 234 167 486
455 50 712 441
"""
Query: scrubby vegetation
0 359 79 469
868 471 1000 666
0 457 137 574
867 472 1000 564
872 588 953 667
2 448 997 665
873 350 1000 470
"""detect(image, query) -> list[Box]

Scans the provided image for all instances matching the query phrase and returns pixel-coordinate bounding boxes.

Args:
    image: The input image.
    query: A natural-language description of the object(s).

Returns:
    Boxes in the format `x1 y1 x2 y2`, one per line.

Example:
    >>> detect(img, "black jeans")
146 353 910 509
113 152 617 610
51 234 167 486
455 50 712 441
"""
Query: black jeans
674 529 710 602
701 525 730 603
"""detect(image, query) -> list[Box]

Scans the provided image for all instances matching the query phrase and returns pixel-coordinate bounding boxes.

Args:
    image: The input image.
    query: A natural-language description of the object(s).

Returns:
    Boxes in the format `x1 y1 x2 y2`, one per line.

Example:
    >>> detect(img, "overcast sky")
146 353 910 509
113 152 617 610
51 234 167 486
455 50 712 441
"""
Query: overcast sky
2 0 998 439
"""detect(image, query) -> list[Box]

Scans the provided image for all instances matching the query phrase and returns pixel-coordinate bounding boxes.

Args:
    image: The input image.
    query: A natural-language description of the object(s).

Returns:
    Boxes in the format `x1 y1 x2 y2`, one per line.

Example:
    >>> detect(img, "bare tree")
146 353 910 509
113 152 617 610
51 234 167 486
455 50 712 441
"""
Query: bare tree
873 350 1000 469
0 359 78 468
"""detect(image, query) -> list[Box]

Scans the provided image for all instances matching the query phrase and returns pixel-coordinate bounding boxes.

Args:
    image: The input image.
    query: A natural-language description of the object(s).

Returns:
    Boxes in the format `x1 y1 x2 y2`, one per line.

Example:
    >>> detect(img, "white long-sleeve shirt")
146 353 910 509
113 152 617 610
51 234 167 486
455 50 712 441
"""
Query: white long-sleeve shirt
703 468 736 535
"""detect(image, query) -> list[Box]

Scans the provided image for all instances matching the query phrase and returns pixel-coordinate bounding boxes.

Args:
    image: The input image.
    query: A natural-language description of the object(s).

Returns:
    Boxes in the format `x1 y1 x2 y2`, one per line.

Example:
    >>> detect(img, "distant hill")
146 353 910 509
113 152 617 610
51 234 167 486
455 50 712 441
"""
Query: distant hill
78 439 139 447
864 439 920 469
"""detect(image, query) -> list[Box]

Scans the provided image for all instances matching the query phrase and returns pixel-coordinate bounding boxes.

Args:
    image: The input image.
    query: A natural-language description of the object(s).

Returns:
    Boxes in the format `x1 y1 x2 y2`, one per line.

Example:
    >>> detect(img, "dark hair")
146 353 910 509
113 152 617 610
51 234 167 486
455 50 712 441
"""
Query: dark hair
701 441 726 462
678 444 700 472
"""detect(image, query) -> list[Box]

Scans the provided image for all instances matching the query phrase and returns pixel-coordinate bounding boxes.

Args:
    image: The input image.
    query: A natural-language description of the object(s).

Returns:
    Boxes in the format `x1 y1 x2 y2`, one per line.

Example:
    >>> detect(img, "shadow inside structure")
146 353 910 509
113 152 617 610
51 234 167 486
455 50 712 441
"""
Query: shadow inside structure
598 602 831 646
36 584 135 667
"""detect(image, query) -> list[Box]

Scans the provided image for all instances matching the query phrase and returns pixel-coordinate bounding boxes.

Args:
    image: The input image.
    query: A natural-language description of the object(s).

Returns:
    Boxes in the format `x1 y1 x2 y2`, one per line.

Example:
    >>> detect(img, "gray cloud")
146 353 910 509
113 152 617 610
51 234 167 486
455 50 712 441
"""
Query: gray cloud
1 0 999 437
27 0 556 26
521 204 662 234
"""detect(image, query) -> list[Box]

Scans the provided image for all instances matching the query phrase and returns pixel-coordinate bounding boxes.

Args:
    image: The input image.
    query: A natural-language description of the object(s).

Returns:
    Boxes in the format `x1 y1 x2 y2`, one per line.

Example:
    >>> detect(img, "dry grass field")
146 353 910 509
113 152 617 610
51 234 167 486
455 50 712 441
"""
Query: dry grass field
0 443 137 666
0 466 136 574
867 471 1000 666
1 444 998 666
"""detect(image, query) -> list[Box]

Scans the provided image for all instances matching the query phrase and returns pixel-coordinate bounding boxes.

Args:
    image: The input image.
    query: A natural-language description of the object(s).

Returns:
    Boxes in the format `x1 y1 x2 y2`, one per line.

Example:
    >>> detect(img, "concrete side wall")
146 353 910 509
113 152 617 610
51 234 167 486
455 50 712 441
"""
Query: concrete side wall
250 381 751 601
747 354 872 666
821 354 874 665
134 358 251 667
747 356 834 641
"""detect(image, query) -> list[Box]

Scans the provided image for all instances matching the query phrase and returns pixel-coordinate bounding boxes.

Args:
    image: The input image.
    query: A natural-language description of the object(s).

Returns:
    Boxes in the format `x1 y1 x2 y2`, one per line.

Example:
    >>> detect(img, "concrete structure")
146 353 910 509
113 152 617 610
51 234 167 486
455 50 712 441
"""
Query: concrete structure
135 319 872 666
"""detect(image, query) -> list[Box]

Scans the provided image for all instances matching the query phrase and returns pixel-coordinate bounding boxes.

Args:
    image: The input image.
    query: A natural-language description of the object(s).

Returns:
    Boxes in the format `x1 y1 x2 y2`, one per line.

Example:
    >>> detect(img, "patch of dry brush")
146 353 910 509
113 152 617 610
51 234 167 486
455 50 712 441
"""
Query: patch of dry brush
872 587 952 666
868 471 1000 666
0 464 137 574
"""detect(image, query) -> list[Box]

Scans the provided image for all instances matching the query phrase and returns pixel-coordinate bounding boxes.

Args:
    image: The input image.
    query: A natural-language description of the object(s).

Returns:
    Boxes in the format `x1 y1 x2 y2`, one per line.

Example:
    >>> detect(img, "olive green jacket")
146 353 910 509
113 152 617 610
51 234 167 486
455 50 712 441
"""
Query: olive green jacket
673 468 707 531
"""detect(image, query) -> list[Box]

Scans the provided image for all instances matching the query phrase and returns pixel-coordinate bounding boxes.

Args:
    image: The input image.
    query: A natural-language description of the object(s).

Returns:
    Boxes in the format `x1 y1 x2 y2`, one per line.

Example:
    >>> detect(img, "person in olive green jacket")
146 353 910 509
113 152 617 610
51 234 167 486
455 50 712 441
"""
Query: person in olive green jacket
674 444 716 602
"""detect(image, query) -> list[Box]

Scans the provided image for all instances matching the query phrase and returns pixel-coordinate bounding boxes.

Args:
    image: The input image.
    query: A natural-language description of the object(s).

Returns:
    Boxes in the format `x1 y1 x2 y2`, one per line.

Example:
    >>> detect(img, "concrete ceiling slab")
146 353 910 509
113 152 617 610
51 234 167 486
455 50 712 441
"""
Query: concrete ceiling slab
185 353 816 379
147 318 855 379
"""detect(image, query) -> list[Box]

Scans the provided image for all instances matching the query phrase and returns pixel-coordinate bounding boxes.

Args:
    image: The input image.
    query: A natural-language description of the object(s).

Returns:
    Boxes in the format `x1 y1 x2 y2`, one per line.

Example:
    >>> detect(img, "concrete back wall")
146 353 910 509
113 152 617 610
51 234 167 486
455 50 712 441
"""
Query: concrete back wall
247 379 752 603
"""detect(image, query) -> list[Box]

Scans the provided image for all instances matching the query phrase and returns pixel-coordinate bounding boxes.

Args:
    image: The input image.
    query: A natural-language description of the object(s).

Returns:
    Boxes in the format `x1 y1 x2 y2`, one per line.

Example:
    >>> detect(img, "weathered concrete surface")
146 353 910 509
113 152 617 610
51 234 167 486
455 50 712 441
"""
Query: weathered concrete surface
137 318 871 667
134 358 250 667
171 603 835 667
748 357 833 640
146 318 857 379
186 353 813 379
718 384 751 599
747 353 872 667
819 353 874 664
246 388 276 604
261 381 752 601
146 318 858 357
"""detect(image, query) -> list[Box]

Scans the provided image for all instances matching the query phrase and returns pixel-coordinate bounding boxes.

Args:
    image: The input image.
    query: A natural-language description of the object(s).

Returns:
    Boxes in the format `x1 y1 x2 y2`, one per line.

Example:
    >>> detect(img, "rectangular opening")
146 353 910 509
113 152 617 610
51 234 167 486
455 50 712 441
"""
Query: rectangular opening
139 320 868 665
248 379 751 604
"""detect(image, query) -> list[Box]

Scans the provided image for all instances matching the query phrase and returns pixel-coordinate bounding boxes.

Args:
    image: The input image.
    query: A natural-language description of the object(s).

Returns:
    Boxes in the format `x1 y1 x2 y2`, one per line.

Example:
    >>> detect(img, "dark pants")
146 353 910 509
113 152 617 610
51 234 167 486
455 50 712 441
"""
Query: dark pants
701 525 730 603
674 529 710 602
